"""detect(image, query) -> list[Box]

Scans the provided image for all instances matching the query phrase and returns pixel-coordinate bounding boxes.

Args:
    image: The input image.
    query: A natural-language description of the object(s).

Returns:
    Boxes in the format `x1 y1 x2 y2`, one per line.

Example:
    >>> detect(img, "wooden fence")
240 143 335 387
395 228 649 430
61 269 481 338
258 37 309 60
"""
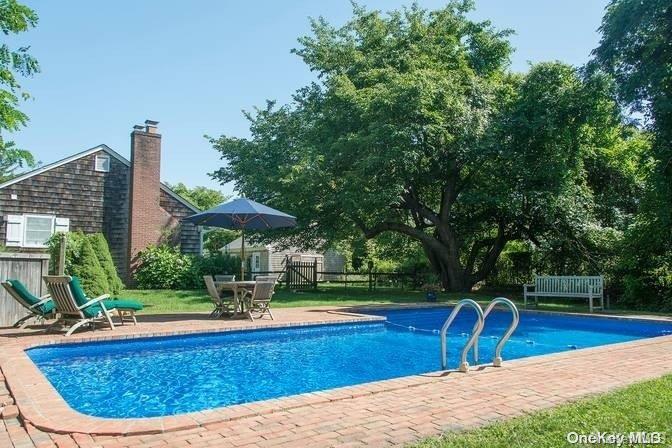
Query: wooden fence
0 252 50 327
247 266 428 291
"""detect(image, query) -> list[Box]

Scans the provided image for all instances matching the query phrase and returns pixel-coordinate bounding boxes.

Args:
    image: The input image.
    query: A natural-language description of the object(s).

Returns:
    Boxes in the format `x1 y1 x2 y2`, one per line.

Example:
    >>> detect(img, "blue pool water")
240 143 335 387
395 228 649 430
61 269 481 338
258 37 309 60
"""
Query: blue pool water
27 308 672 418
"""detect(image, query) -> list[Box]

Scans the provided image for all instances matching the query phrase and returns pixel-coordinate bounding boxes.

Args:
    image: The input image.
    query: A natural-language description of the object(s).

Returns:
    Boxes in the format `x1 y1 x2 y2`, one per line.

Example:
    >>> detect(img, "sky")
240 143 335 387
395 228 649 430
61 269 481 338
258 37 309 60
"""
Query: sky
10 0 608 196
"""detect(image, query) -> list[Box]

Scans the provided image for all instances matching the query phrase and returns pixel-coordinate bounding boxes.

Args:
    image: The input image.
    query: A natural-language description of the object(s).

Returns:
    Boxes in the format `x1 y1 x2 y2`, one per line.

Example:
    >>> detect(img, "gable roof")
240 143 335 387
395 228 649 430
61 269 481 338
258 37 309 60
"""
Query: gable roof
0 144 200 213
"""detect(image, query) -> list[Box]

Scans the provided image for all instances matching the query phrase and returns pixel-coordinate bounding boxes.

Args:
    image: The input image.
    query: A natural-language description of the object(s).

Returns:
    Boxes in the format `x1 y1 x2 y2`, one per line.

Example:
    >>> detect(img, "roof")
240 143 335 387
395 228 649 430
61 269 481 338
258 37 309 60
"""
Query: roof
0 144 200 213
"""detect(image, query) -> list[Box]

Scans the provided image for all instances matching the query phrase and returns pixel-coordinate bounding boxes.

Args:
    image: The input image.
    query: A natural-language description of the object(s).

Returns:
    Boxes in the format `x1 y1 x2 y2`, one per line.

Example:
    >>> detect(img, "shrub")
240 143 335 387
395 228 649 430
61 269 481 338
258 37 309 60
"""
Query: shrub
47 231 122 296
70 235 110 296
134 245 192 289
89 233 124 295
133 245 240 289
185 253 240 288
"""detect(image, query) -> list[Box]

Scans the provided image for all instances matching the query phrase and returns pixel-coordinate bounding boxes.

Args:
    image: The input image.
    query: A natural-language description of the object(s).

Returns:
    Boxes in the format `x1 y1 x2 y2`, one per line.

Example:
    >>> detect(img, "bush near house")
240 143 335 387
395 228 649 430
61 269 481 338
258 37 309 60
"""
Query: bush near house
47 231 123 296
134 245 240 289
89 233 124 294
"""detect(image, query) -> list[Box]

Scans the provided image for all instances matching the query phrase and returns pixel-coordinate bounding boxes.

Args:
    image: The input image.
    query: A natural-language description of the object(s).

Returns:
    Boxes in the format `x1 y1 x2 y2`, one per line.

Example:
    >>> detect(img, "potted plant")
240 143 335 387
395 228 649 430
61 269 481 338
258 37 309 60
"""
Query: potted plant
422 281 441 302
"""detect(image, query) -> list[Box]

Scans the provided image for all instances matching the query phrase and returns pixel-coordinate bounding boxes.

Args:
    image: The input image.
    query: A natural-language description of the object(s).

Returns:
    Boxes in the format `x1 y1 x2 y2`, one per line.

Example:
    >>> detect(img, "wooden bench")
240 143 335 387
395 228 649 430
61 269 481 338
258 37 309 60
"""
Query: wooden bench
523 275 604 312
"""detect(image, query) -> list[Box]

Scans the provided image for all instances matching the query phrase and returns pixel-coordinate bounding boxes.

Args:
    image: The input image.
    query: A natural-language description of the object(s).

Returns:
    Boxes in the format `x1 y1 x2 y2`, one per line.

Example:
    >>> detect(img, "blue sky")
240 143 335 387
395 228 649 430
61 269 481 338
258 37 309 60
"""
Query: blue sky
11 0 608 196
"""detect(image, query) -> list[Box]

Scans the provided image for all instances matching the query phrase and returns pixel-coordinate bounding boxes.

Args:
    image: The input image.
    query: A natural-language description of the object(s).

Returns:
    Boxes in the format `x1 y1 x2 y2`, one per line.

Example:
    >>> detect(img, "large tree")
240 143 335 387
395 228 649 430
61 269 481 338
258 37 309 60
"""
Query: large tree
592 0 672 308
0 0 39 181
211 2 623 291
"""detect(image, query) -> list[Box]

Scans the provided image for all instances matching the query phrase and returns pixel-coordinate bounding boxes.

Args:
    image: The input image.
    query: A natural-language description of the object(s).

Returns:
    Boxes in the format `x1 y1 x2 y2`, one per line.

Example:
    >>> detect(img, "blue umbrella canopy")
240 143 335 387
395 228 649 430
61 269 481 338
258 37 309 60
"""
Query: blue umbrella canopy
184 198 296 280
184 198 297 230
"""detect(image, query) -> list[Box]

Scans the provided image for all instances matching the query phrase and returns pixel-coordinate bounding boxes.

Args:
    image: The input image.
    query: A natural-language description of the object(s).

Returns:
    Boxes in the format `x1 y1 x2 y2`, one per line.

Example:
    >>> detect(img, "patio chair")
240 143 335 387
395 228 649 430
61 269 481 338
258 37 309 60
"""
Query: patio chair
214 275 235 282
1 279 55 328
204 275 236 318
241 277 277 321
43 275 116 336
68 278 143 325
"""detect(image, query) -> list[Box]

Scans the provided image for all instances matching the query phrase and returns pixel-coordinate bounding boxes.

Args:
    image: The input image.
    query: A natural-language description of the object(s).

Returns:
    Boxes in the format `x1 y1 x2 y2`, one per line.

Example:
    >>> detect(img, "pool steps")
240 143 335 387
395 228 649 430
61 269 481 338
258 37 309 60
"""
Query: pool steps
440 297 520 372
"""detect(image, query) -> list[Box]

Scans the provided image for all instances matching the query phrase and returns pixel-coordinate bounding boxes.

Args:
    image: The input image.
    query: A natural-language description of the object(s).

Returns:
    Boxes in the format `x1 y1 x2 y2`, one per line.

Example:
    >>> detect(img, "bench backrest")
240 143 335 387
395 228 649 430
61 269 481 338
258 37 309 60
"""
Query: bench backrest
535 276 603 295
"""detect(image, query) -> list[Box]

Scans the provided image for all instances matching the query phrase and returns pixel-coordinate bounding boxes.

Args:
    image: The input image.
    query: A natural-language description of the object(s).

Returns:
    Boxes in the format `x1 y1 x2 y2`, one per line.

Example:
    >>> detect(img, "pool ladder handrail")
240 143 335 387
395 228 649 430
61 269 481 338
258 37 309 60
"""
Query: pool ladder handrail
473 297 520 367
440 299 484 372
440 297 520 372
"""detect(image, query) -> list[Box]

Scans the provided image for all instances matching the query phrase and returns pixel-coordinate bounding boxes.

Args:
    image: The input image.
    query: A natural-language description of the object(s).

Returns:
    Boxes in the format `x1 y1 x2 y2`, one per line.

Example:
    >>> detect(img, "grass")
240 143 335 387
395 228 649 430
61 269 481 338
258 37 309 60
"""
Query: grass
120 284 670 316
412 375 672 448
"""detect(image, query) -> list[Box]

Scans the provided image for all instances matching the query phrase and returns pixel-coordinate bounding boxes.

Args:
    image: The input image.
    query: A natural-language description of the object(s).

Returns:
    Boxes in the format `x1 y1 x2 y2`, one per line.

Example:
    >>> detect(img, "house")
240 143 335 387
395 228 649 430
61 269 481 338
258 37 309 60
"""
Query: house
221 237 345 279
0 120 201 284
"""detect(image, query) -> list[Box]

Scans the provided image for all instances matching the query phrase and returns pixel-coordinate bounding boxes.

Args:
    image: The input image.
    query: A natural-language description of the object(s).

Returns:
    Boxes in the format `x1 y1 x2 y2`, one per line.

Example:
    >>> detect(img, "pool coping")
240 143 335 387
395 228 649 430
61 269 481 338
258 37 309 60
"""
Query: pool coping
1 307 671 436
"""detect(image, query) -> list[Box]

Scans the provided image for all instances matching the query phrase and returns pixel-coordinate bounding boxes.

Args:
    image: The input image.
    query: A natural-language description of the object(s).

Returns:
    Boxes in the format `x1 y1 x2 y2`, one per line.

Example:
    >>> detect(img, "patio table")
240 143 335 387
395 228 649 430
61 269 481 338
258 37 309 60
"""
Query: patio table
215 280 256 317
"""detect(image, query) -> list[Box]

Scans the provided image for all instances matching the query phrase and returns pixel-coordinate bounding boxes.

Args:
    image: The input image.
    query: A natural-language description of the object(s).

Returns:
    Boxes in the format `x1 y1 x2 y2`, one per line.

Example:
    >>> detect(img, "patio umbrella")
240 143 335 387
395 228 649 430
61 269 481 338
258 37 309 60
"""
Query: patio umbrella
184 198 297 280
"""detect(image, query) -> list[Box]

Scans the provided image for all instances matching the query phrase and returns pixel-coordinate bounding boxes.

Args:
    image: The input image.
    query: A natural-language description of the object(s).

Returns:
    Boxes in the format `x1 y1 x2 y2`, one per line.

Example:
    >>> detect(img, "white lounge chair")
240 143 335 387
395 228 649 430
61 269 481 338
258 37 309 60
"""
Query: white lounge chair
43 275 116 336
242 276 277 321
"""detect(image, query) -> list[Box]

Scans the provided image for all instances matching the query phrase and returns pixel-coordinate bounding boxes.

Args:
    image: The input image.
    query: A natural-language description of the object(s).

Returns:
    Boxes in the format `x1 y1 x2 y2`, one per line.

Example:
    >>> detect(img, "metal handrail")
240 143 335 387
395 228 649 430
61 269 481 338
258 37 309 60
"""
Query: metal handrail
474 297 520 367
440 299 484 372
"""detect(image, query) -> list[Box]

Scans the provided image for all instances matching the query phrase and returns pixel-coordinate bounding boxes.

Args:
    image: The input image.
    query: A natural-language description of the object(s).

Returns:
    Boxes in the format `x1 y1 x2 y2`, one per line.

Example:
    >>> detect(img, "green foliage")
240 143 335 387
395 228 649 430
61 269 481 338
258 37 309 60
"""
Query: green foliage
71 235 110 297
89 233 124 295
210 2 628 292
203 228 239 255
592 0 672 309
0 0 39 181
133 245 240 289
166 182 229 211
47 232 122 297
134 245 193 289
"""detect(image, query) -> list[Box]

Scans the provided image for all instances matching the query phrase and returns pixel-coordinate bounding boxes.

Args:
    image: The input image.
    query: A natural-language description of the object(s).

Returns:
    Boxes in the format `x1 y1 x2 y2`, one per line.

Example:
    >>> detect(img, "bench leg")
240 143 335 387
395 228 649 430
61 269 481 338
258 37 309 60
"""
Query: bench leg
589 293 594 313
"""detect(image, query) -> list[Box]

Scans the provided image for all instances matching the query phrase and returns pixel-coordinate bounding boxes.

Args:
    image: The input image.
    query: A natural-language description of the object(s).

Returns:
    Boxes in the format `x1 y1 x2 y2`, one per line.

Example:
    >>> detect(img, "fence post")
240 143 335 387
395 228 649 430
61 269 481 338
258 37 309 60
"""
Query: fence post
312 259 318 289
285 256 291 290
58 233 67 275
368 261 373 291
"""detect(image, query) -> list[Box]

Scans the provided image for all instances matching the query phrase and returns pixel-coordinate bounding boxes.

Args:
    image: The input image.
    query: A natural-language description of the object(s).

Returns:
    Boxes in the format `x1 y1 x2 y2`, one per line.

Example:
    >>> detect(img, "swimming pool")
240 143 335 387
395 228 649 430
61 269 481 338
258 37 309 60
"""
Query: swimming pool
27 308 672 418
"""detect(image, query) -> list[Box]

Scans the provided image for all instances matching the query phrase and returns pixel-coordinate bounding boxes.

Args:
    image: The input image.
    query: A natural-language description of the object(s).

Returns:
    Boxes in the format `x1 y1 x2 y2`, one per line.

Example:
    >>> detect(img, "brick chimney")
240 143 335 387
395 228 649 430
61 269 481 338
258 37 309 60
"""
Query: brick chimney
127 120 163 281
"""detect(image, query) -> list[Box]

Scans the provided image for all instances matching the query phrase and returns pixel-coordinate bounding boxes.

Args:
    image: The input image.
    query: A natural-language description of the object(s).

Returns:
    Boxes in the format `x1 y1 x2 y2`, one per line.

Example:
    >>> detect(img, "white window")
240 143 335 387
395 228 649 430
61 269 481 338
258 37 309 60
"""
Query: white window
95 154 111 172
24 215 55 248
252 253 261 272
5 214 69 248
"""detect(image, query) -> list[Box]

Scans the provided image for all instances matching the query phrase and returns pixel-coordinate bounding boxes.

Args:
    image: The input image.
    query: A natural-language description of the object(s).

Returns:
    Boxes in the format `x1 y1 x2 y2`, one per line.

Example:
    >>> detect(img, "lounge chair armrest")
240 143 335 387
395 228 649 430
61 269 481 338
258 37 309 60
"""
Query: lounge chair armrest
28 295 52 309
77 294 110 310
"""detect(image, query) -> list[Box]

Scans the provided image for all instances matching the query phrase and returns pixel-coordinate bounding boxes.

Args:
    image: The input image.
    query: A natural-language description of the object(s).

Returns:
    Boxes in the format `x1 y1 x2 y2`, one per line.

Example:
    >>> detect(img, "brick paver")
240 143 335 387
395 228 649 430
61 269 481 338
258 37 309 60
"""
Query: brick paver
1 307 671 447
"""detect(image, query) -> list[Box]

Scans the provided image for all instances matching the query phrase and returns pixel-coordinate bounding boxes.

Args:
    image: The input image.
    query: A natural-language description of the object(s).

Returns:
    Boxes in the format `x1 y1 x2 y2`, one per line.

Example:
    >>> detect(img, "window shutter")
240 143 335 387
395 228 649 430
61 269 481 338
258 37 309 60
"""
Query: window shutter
5 215 24 247
54 217 70 233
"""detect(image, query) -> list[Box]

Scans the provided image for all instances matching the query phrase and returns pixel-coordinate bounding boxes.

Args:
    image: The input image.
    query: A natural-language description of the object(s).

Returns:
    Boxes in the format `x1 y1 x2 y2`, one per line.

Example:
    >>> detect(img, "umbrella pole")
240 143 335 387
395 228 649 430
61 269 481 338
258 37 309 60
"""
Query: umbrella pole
241 230 245 281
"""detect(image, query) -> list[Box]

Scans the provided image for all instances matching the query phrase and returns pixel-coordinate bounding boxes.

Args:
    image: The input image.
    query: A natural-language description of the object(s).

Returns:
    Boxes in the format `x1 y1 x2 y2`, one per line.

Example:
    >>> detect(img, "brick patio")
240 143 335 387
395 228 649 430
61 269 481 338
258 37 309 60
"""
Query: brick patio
1 307 671 447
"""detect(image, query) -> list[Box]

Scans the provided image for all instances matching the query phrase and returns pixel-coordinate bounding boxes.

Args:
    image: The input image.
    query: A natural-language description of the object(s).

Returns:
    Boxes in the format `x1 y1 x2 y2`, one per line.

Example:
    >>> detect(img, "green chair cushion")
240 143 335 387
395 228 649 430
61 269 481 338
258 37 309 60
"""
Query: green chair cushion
69 276 89 308
68 277 106 318
7 279 53 315
81 303 105 318
103 299 143 311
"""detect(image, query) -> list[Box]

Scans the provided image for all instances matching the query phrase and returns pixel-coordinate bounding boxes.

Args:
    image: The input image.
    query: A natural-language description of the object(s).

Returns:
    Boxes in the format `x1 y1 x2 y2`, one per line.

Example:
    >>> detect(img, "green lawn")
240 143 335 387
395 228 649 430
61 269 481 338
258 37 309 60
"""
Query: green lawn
120 285 668 316
412 375 672 448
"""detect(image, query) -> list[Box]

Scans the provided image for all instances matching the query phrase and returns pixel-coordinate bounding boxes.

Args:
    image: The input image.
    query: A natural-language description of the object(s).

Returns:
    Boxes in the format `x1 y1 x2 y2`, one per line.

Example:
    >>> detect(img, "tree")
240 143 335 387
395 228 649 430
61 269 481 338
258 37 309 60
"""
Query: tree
211 2 625 291
89 233 124 295
202 228 238 254
592 0 672 308
167 182 229 211
0 0 39 182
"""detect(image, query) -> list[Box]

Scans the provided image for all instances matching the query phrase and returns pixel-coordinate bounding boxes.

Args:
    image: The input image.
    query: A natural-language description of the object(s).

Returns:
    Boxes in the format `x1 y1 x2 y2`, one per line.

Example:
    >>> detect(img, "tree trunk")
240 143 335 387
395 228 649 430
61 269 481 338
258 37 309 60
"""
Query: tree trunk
422 242 474 292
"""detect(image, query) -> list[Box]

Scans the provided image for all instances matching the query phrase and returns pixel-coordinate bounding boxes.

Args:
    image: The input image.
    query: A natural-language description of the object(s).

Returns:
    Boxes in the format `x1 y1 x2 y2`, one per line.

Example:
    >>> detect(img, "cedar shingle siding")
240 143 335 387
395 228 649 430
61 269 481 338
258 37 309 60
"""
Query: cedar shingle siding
0 148 200 283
